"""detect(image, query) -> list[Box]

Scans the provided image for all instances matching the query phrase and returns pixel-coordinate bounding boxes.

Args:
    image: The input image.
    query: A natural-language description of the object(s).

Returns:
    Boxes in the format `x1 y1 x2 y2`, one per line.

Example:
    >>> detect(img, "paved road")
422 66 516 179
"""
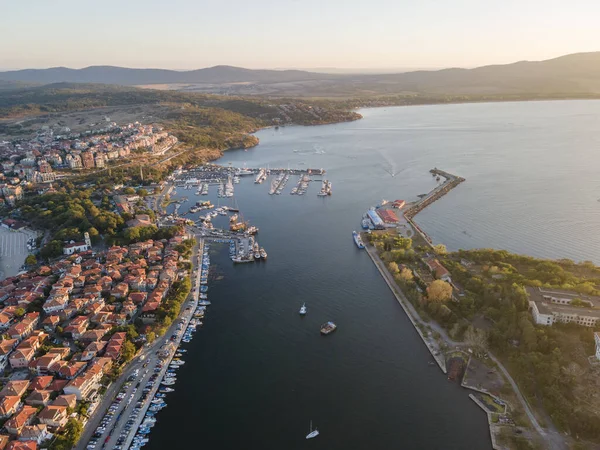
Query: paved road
77 238 203 450
366 243 566 450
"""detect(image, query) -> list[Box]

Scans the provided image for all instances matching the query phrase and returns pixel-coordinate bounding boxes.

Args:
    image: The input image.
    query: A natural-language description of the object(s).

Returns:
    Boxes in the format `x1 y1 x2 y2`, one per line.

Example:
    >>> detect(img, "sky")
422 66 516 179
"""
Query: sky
1 0 599 71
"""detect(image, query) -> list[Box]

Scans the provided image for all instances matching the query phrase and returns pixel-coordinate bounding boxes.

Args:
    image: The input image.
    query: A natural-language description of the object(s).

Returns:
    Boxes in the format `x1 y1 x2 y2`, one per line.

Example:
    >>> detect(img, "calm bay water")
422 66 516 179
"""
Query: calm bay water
147 100 600 450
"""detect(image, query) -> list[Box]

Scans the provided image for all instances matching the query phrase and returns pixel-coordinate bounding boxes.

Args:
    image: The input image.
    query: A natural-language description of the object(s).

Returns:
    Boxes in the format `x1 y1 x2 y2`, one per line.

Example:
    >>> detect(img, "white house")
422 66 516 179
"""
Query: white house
63 232 91 255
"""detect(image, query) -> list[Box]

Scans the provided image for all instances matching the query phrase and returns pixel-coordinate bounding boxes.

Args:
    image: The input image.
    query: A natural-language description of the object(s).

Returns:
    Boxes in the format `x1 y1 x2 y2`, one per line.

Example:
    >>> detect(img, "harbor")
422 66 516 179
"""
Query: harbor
143 152 490 449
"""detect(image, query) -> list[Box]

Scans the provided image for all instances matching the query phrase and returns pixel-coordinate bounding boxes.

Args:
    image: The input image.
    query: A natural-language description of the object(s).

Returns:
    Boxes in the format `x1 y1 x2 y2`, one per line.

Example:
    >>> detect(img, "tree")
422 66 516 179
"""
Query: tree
40 240 63 259
464 326 488 350
50 417 83 450
147 331 156 343
121 341 136 362
388 262 399 274
123 187 136 195
426 280 453 302
398 267 414 281
137 188 148 197
24 254 37 266
87 227 100 242
433 244 448 255
14 308 25 318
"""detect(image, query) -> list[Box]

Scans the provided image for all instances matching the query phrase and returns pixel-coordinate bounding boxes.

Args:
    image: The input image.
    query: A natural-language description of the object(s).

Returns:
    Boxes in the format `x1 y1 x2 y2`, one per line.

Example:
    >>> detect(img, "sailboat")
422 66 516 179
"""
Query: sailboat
306 420 319 439
299 303 307 315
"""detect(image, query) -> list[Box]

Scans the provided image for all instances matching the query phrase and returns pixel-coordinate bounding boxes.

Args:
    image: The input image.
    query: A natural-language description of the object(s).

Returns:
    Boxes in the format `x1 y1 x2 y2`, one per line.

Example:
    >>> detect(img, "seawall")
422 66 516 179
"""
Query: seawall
363 243 447 373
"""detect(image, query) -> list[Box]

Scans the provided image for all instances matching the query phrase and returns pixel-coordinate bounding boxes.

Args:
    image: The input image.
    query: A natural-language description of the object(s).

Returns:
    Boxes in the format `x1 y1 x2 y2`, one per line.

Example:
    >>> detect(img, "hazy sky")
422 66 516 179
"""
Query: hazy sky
2 0 599 70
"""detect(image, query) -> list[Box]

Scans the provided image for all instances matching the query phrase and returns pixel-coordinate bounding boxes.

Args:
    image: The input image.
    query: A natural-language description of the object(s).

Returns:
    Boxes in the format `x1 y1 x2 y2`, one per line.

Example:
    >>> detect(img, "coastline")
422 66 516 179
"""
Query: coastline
360 170 571 450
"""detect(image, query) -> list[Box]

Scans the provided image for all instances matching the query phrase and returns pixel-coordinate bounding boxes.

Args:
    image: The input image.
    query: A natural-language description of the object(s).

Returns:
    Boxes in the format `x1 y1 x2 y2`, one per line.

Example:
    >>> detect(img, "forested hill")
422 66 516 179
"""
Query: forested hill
0 83 360 125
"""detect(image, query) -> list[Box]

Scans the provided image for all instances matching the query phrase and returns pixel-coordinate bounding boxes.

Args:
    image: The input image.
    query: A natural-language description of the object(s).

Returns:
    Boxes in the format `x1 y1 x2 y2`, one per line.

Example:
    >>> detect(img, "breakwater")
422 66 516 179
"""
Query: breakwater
404 169 465 245
405 169 465 220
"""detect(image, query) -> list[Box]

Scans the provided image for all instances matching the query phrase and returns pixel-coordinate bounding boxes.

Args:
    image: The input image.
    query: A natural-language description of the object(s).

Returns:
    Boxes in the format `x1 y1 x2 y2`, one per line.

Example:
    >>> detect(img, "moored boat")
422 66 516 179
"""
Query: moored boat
320 321 337 335
352 231 365 249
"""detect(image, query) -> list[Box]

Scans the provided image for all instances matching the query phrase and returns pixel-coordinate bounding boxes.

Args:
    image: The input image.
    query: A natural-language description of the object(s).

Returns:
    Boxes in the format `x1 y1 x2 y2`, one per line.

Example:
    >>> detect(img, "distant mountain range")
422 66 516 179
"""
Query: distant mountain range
0 65 336 85
1 52 599 97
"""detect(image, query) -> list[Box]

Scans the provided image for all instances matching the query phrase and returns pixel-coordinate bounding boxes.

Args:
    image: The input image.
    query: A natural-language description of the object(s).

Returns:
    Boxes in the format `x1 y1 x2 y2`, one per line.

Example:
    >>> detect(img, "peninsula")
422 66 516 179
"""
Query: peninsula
361 170 600 450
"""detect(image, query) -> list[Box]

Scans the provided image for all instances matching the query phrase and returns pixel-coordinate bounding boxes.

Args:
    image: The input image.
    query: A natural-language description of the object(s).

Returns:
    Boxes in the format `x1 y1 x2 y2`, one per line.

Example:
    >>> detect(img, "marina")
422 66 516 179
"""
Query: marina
173 165 324 197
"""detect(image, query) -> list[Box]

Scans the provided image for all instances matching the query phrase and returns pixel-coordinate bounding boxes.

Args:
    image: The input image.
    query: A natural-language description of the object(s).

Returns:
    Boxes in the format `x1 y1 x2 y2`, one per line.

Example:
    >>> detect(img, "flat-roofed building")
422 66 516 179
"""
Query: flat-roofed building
527 287 600 327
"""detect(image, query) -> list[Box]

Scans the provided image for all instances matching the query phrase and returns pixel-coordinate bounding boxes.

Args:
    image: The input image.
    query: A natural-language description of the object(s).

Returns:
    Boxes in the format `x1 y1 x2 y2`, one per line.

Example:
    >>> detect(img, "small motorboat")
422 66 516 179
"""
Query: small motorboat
320 322 337 335
299 303 307 315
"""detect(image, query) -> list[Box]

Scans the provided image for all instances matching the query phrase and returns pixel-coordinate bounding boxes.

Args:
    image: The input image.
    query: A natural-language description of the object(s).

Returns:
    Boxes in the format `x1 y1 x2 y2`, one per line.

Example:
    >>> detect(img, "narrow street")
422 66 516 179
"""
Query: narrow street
77 237 202 450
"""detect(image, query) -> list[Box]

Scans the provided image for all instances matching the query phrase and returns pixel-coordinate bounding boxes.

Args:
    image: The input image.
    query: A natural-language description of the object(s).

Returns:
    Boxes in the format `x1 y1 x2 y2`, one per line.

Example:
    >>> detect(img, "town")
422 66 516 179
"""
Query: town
0 122 177 206
0 223 193 449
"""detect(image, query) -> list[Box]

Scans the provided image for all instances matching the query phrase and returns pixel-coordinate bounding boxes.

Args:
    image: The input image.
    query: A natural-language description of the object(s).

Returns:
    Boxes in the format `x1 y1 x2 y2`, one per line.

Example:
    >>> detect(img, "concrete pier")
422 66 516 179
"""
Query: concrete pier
403 169 465 246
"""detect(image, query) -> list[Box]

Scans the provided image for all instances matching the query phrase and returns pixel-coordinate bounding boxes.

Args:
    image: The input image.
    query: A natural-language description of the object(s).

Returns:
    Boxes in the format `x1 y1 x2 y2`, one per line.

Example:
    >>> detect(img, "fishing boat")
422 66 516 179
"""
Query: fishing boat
299 303 307 315
352 231 365 249
320 322 337 335
306 421 319 439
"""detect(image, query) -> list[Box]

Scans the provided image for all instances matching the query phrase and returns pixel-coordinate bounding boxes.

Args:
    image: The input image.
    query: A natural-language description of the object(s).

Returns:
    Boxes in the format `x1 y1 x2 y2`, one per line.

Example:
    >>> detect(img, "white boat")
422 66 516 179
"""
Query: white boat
306 421 319 439
299 303 307 315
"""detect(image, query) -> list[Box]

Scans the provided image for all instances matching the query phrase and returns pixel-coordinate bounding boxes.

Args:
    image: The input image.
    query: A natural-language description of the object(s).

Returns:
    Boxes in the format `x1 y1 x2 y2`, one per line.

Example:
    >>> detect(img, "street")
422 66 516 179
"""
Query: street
77 237 203 450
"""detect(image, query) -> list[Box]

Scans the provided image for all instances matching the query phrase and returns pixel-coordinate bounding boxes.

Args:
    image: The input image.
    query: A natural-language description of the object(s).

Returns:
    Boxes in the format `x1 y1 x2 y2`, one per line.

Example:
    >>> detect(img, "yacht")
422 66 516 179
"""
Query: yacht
159 387 175 393
259 248 267 259
299 303 307 315
306 421 319 439
237 167 253 176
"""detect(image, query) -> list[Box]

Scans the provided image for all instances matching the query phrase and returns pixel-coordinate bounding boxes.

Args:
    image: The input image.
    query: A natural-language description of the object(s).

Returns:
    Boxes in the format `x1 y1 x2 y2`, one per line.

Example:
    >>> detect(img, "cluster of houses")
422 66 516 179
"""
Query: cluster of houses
0 231 190 449
0 122 177 206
